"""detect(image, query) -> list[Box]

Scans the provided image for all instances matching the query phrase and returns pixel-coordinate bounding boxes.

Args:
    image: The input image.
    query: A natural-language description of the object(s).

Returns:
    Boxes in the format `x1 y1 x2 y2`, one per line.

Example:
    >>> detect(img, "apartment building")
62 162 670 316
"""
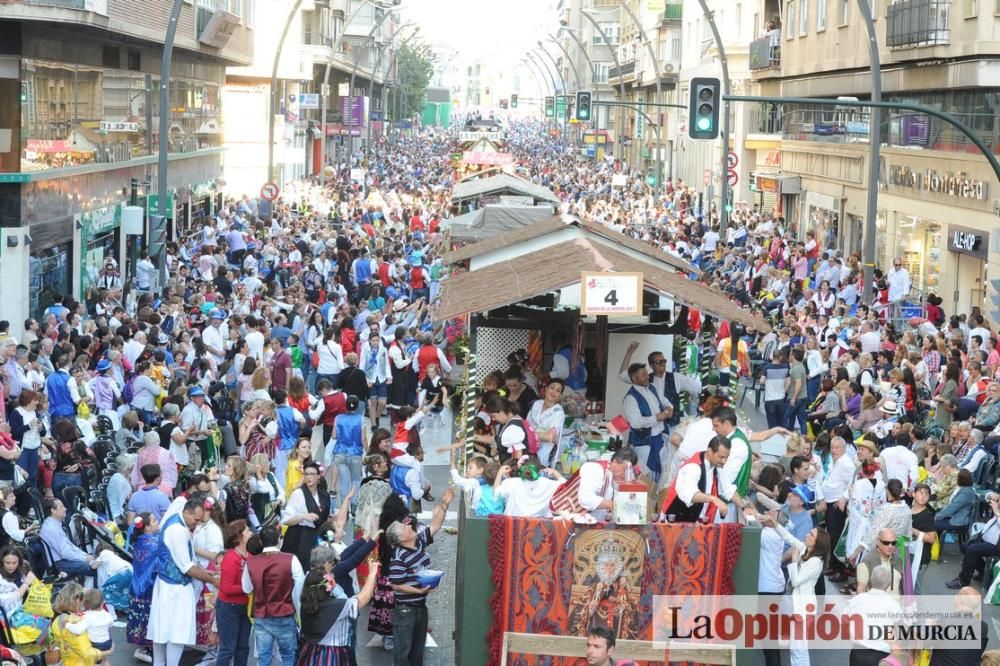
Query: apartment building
747 0 1000 316
675 0 755 205
600 0 682 182
0 0 253 326
224 0 397 195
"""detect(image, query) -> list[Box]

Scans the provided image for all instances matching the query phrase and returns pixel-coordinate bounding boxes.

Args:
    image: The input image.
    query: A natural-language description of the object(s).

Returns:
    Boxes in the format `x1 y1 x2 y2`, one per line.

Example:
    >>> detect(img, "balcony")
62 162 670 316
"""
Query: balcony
608 60 635 81
662 3 682 22
748 104 783 135
748 36 780 71
887 0 950 48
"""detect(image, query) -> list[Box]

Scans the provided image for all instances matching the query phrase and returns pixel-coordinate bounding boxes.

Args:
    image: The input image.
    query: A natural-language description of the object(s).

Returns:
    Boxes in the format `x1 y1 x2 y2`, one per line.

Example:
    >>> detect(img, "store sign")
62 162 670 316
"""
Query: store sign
25 139 70 153
580 272 643 317
81 204 121 235
459 131 503 142
881 164 990 202
297 93 319 110
756 175 780 193
99 121 140 133
948 224 989 261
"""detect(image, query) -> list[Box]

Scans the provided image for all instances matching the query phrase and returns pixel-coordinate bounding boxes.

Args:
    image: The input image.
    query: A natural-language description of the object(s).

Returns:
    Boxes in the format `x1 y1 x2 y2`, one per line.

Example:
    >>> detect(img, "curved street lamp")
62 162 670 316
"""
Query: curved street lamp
547 35 581 91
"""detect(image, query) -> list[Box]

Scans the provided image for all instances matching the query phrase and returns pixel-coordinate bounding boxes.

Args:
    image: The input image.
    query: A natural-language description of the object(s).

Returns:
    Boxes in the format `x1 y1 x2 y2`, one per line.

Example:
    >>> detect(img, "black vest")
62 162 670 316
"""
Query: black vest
664 452 711 523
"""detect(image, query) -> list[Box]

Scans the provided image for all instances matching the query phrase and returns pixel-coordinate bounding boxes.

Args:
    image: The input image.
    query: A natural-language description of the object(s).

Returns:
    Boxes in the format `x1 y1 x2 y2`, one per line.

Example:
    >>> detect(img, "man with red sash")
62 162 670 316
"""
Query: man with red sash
576 447 639 521
660 436 741 524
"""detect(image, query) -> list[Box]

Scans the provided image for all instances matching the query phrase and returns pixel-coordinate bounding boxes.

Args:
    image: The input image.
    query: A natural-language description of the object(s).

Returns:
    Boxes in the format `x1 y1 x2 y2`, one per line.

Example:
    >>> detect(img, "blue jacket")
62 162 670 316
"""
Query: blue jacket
937 486 979 527
46 370 76 419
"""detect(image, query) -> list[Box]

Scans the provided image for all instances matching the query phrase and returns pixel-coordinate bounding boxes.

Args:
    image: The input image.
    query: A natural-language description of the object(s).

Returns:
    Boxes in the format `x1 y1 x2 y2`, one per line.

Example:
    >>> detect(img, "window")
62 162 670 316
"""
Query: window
593 22 620 45
671 33 682 60
839 0 849 25
592 63 610 84
817 0 826 30
964 0 978 17
799 0 808 35
787 0 796 38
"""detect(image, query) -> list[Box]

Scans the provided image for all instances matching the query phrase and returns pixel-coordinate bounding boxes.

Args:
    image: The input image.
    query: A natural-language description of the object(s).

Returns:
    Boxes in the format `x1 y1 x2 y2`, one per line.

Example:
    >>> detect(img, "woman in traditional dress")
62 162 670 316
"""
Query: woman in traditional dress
527 378 566 468
296 558 380 666
193 499 224 649
248 453 282 529
842 438 885 580
243 400 278 461
221 455 252 524
126 513 159 661
368 494 410 651
353 453 394 588
281 460 331 570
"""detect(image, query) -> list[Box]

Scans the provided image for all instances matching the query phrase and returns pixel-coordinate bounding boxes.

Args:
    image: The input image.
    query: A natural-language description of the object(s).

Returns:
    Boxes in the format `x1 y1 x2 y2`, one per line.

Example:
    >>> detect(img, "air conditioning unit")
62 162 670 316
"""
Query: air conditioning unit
198 5 240 48
663 63 675 73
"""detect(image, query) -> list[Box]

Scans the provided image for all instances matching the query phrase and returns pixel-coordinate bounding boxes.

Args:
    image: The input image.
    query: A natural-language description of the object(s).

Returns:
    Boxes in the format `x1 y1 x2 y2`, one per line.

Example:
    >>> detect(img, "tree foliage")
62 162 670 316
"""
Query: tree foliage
395 41 434 120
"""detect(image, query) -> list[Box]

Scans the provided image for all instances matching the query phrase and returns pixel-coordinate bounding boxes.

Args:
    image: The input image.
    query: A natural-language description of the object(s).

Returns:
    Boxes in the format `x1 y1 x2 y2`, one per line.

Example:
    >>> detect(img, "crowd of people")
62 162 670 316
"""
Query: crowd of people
0 112 995 666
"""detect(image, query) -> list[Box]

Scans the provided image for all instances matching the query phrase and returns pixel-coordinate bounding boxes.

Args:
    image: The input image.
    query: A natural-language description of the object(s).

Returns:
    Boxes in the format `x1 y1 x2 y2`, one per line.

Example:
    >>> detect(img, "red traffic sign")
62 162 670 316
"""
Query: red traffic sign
260 182 280 201
727 169 739 186
703 168 712 186
727 151 739 169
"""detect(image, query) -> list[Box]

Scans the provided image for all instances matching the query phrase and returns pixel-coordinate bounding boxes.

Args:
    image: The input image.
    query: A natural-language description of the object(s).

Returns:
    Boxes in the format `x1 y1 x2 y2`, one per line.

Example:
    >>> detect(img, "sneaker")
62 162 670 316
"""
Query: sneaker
945 577 966 589
382 635 394 651
134 648 153 663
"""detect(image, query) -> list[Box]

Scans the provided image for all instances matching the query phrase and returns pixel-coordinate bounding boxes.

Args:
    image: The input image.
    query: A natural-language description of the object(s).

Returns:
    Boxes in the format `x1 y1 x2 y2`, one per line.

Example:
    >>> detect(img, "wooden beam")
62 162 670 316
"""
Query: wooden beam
501 632 735 665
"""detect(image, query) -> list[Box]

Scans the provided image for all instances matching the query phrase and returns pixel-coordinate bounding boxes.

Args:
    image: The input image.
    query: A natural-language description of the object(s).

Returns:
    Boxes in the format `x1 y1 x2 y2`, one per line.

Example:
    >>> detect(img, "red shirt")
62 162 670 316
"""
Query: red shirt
217 549 250 604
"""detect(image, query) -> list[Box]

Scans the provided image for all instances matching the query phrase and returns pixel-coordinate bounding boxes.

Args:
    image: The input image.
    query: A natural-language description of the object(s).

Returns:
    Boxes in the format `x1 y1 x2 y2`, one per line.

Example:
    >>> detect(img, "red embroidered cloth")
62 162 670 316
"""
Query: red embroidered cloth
487 516 742 665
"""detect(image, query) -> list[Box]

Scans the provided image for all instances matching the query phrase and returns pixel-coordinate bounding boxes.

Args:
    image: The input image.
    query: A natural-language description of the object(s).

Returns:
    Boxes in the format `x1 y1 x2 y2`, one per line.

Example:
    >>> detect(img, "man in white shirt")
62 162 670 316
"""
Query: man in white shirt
621 363 673 482
702 227 720 253
886 258 911 316
879 433 919 493
858 321 881 354
576 448 639 521
201 310 228 366
135 252 156 291
845 566 902 663
822 437 856 576
245 316 267 365
660 436 739 523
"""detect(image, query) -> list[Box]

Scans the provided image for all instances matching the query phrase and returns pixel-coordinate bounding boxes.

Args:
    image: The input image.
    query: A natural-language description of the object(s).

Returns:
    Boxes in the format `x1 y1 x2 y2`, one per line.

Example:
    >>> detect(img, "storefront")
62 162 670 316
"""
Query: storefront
751 173 800 222
801 190 841 253
947 224 989 317
78 203 123 301
28 217 73 321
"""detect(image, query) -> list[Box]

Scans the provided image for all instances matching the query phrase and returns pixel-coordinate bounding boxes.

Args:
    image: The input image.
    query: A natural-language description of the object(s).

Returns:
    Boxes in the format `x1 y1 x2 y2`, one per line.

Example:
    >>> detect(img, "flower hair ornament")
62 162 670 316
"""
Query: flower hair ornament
133 516 146 531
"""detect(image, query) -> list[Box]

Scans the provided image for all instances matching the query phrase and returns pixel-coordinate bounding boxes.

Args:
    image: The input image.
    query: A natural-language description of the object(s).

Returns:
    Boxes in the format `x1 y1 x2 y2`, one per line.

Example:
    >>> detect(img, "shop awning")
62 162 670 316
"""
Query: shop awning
451 173 560 205
437 238 769 332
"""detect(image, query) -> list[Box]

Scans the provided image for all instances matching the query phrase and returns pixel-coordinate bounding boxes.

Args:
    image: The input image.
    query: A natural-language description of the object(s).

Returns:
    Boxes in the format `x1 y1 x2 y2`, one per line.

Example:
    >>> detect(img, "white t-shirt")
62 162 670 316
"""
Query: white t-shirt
495 477 563 518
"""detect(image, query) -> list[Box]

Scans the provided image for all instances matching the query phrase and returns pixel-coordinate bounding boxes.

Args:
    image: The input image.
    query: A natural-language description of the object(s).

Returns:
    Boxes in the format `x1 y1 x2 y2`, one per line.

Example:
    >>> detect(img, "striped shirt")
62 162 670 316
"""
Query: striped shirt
389 525 433 606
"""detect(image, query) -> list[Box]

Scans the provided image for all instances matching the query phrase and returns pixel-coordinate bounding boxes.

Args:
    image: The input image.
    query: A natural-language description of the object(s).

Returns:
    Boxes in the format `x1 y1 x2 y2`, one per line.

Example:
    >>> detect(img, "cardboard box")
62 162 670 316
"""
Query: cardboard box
614 482 648 525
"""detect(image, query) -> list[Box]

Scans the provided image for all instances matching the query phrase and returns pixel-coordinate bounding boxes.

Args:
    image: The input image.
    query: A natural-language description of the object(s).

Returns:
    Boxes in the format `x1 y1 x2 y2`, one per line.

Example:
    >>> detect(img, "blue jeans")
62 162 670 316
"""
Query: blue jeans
253 615 297 666
764 400 786 429
807 375 821 404
393 603 428 666
334 454 363 509
215 599 251 666
55 558 96 581
17 447 40 486
785 399 808 434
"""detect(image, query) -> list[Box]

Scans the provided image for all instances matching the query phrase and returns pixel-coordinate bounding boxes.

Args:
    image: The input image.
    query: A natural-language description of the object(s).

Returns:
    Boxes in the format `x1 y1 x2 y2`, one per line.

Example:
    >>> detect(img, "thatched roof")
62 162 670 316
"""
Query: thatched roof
445 214 698 275
436 238 770 332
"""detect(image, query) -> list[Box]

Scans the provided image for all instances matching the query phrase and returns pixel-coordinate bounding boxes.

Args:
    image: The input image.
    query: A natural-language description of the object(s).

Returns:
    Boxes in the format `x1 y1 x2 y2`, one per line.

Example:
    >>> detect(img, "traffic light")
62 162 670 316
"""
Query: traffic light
19 82 27 104
500 99 508 109
688 77 721 140
511 94 518 108
574 90 592 122
544 96 555 118
148 215 168 267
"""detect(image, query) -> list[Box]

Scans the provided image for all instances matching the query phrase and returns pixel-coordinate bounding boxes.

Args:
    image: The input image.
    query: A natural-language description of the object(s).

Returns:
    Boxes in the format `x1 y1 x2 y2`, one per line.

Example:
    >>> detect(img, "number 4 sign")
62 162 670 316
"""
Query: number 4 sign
580 272 643 316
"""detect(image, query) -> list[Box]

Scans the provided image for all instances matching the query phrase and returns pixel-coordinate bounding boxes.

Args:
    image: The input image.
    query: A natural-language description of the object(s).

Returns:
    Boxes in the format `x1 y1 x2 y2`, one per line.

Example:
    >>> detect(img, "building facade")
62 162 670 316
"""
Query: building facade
747 0 1000 317
224 0 397 195
0 0 253 327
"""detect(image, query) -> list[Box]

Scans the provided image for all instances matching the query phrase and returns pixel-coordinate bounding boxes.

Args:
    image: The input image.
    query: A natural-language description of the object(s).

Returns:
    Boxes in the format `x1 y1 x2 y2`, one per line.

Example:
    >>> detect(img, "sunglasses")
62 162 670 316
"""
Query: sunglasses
879 539 895 546
652 359 667 365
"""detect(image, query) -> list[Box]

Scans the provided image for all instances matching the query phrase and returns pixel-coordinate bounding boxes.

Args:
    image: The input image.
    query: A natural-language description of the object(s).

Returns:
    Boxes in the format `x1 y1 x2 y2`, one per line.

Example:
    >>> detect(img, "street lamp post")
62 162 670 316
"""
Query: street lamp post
695 0 732 235
615 1 664 188
521 58 550 114
156 0 185 289
347 11 398 160
577 10 627 159
558 25 603 129
319 0 400 186
366 20 414 149
535 45 569 146
547 35 581 91
857 0 882 305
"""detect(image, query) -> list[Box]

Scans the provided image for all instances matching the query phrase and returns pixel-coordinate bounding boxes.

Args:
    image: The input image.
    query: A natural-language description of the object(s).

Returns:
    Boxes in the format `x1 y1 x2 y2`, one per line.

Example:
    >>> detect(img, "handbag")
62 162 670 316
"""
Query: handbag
21 581 53 619
311 351 320 369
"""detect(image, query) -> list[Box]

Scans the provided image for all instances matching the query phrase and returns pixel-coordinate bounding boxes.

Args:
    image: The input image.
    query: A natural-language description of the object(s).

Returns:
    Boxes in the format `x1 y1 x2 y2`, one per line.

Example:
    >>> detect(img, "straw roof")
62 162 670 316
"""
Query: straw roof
445 214 698 275
437 238 770 332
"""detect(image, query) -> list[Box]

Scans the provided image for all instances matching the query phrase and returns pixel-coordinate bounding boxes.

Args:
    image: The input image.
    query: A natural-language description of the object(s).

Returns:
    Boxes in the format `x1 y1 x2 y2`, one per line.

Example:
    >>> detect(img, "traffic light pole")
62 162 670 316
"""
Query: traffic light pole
535 46 569 148
696 0 732 236
857 0 882 305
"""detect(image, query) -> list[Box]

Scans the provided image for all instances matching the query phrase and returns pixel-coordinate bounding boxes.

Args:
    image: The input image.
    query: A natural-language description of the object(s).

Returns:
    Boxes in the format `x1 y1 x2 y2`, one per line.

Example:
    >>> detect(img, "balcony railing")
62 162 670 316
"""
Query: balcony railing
304 29 333 47
663 3 682 21
887 0 950 48
608 60 635 80
24 0 88 8
748 104 783 135
748 36 780 70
